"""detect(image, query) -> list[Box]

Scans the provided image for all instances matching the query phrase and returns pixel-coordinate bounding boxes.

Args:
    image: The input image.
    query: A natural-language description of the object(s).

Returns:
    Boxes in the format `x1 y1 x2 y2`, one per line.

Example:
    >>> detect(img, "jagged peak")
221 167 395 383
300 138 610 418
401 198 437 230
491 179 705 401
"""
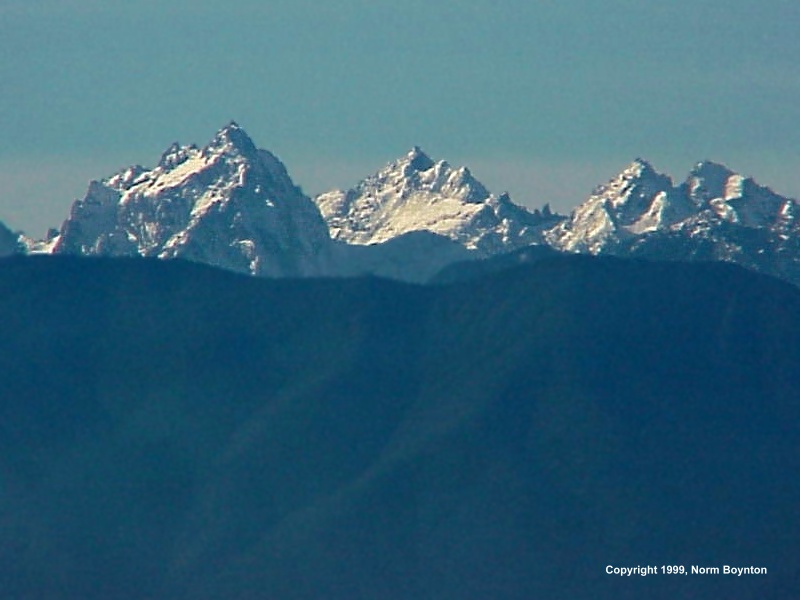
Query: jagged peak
403 146 435 172
205 120 258 157
337 148 492 206
590 158 671 199
158 142 198 169
456 165 473 178
685 160 738 203
621 158 657 179
689 159 735 180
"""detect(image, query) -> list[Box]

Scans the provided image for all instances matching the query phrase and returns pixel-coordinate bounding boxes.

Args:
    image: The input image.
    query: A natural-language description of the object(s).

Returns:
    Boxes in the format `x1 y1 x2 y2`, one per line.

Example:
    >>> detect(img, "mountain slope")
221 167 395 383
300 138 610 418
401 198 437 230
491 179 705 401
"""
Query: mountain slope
1 254 798 599
50 122 333 277
315 147 562 257
430 243 561 284
331 230 474 283
0 220 21 257
545 159 688 253
548 159 800 286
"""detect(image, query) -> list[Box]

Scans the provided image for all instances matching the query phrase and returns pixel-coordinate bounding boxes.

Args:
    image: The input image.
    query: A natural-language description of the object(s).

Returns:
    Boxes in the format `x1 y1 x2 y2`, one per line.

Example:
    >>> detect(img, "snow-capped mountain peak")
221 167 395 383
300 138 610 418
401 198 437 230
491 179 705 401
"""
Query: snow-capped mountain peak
404 145 435 172
363 146 491 205
545 157 800 286
678 161 789 227
547 158 684 252
622 157 657 177
203 120 258 159
598 158 673 205
685 160 736 205
157 142 198 170
314 148 560 255
50 123 332 277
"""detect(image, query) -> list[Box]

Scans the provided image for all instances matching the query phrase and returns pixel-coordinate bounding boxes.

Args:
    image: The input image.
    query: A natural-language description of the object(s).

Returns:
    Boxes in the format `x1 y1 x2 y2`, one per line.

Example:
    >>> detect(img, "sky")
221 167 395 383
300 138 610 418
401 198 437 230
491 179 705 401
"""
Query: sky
1 0 799 236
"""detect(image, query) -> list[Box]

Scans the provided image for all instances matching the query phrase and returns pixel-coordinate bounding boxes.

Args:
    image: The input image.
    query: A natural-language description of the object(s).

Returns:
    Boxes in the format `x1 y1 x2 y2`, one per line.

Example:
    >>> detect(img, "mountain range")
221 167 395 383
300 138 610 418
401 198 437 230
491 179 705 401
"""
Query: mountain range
5 122 798 286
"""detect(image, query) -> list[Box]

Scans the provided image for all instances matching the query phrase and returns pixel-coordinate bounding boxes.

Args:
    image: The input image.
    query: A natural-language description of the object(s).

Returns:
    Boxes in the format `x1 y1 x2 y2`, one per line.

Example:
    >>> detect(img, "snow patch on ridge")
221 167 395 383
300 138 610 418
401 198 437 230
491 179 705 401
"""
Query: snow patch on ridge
49 123 332 278
315 147 561 256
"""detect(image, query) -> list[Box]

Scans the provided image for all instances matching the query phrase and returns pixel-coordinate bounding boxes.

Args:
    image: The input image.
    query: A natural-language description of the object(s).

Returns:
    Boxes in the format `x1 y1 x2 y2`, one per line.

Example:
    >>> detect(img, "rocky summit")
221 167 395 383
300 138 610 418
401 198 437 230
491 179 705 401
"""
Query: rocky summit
548 158 800 286
45 122 333 278
315 146 561 257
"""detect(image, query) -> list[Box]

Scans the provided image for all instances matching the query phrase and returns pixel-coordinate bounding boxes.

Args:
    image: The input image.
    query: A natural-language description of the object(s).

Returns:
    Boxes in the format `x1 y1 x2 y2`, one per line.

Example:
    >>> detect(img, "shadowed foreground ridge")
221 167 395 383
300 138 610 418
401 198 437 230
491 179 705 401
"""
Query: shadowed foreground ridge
0 254 799 599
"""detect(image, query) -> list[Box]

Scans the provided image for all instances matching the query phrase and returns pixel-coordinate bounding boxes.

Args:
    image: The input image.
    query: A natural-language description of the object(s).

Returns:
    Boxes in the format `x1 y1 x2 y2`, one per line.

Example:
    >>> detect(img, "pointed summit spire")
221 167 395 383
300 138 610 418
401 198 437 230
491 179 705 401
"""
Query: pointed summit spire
689 159 735 181
405 146 434 172
158 141 197 169
623 157 657 178
206 120 258 157
686 160 736 203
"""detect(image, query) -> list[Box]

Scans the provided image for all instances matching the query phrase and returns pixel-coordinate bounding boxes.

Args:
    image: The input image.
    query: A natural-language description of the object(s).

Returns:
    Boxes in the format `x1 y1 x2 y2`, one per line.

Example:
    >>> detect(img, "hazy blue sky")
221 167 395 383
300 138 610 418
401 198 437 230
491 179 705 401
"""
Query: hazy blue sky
1 0 799 236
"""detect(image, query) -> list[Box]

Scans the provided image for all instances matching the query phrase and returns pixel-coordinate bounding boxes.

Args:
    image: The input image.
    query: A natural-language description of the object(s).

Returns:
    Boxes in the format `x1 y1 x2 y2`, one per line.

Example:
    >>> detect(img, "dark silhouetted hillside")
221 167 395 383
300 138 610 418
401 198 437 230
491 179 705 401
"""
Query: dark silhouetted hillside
0 254 798 599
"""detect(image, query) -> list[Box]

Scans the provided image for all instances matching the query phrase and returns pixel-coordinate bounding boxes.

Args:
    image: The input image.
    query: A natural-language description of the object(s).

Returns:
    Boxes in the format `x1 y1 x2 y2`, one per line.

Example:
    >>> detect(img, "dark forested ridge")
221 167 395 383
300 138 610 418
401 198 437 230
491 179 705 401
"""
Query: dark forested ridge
1 254 798 599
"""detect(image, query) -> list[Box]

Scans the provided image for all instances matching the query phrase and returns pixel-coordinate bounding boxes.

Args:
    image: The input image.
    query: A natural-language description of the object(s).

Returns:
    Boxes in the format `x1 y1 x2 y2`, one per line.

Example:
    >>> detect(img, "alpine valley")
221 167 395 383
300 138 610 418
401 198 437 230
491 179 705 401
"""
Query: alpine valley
5 122 799 286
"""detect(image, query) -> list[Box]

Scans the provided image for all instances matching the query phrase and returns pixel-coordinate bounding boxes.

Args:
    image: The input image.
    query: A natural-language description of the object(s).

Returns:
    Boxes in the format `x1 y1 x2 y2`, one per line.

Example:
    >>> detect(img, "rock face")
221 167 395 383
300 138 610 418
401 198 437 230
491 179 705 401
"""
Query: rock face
545 159 689 253
547 159 800 286
51 122 333 277
315 147 562 258
0 220 21 257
